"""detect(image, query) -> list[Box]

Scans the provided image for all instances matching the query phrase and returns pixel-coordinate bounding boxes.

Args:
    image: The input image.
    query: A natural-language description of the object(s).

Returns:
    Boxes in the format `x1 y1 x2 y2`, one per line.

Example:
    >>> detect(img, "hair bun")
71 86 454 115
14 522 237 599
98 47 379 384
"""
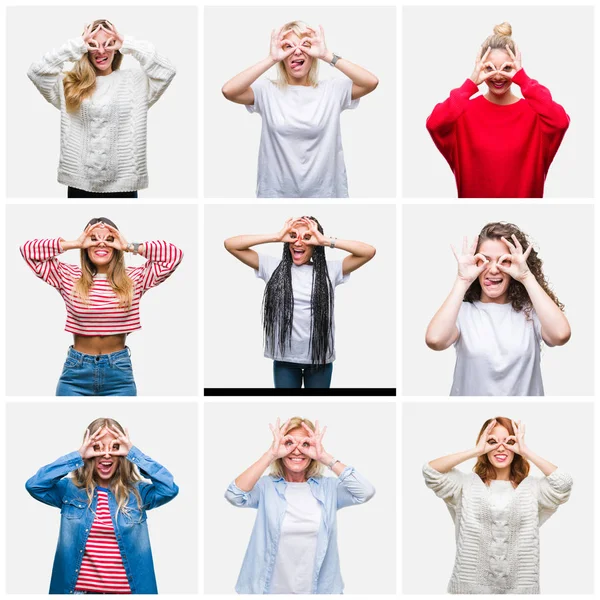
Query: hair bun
493 22 512 37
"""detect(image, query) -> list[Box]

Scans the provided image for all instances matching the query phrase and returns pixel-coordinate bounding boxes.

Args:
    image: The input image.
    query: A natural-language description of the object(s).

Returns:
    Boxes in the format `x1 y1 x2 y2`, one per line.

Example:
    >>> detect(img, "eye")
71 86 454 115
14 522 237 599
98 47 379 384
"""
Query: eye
302 41 311 47
302 442 310 448
506 439 515 446
487 438 497 445
503 65 512 71
284 44 292 49
303 234 312 241
107 236 114 242
91 236 97 241
112 443 120 451
290 232 297 239
485 66 494 72
285 440 293 446
93 444 100 451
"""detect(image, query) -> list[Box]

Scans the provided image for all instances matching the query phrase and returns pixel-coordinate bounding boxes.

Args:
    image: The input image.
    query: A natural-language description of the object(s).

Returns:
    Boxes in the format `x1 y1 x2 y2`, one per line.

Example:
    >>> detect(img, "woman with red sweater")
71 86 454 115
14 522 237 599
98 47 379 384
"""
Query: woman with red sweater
21 218 183 396
426 22 569 198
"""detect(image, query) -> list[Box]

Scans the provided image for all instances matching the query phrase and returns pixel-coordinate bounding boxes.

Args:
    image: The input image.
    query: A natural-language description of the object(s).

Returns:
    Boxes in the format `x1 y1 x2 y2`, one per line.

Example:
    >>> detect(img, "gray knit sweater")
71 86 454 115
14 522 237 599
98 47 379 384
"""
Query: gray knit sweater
423 463 573 594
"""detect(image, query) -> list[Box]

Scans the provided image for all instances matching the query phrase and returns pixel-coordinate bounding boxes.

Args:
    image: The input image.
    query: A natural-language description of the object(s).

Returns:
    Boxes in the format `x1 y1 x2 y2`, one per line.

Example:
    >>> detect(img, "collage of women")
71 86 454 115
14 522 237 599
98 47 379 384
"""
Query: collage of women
1 1 596 598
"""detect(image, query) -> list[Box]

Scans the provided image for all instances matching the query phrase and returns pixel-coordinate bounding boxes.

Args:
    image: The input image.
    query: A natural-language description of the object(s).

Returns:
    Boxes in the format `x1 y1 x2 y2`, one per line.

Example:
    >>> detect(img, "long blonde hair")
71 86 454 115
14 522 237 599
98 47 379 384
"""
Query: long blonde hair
63 19 123 112
73 417 142 513
276 21 319 88
270 417 324 479
481 22 516 55
72 217 134 309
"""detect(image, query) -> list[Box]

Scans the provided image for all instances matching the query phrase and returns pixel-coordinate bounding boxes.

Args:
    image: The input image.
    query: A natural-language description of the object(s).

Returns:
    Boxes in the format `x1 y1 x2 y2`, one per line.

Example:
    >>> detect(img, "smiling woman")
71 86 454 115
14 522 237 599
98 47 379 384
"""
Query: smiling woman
25 418 178 594
221 21 379 197
20 218 183 395
425 222 570 396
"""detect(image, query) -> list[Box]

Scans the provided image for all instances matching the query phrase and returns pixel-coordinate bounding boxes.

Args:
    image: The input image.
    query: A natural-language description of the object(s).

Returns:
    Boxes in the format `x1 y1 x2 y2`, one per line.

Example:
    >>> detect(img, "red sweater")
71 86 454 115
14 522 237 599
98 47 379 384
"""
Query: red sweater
426 69 569 198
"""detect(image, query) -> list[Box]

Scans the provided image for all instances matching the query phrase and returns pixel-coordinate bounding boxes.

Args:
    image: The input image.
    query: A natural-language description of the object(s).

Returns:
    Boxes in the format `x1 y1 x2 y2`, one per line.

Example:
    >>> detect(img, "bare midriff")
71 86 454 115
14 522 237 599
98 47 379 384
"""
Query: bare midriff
73 334 127 355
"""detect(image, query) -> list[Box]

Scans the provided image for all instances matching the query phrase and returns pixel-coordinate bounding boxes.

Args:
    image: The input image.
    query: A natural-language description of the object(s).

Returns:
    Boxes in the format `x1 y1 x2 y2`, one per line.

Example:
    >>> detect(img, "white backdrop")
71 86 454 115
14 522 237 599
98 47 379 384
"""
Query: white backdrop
204 204 396 389
402 401 594 594
7 5 198 198
204 401 396 594
402 203 594 396
6 204 198 396
204 5 396 198
6 401 198 594
402 5 594 198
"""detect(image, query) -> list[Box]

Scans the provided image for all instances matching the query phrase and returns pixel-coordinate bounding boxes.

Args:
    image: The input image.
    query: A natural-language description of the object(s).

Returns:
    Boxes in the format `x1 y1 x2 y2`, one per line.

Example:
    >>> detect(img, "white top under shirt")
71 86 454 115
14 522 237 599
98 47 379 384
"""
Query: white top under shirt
247 77 359 198
488 481 515 584
451 301 544 396
256 253 349 364
270 482 321 594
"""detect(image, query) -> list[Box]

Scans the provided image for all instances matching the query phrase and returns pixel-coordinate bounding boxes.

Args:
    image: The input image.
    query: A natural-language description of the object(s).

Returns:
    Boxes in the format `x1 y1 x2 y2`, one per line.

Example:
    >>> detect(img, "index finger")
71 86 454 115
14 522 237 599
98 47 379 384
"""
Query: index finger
501 236 517 253
481 46 491 63
510 234 523 251
301 422 315 436
505 44 516 61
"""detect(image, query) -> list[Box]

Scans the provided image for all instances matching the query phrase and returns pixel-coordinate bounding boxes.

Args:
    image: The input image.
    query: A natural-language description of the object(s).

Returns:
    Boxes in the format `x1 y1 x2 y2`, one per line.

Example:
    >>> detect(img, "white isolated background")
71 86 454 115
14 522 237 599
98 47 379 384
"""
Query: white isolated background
204 5 396 198
204 401 396 594
204 203 396 388
402 401 594 594
6 401 198 594
402 204 594 396
402 5 594 198
6 5 198 198
6 204 198 396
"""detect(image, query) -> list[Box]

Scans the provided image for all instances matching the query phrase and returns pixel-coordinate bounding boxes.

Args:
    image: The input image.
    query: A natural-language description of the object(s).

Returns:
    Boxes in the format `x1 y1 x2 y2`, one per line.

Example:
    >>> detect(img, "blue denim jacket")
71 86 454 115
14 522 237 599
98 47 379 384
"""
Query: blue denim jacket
225 466 375 594
25 446 178 594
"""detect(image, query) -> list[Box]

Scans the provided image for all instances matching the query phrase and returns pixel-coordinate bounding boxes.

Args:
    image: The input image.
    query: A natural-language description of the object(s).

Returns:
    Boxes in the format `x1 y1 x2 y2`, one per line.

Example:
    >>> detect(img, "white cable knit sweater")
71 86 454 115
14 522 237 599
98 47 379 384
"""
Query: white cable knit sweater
422 462 572 594
28 36 176 193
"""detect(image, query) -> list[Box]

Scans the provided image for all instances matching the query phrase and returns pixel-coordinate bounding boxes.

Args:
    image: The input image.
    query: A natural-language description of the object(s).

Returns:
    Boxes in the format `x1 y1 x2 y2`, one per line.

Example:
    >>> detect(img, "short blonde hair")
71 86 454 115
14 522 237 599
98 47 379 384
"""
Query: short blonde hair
276 21 319 88
481 22 516 54
270 417 324 479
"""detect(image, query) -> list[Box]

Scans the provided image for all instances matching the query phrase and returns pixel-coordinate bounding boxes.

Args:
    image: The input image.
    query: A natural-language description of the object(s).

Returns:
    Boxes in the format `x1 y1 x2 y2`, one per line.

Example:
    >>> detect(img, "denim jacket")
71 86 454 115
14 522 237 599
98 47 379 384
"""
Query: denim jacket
225 466 375 594
25 446 178 594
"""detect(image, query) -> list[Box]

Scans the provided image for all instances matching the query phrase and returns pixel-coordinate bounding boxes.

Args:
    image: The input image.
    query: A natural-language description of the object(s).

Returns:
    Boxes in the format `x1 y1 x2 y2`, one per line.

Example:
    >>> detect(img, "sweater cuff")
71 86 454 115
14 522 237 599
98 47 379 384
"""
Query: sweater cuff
459 78 480 96
120 36 136 55
337 465 355 481
511 68 530 88
546 469 573 492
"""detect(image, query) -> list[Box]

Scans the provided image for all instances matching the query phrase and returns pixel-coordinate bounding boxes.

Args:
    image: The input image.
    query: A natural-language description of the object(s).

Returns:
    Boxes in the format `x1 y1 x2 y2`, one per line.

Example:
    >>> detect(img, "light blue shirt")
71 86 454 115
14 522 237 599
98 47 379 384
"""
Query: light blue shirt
225 466 375 594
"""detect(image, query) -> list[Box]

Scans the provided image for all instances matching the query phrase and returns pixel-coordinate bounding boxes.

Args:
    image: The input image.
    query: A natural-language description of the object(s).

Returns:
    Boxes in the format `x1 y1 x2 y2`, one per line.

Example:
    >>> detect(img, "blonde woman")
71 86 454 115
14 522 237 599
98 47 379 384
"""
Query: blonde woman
423 417 572 593
225 417 375 593
28 19 176 197
222 21 379 198
26 418 178 594
20 218 183 396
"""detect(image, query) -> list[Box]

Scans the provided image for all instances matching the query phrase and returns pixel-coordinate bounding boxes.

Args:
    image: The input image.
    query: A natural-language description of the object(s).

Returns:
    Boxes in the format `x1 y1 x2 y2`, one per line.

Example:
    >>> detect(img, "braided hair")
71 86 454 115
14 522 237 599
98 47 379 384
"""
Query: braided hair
262 217 334 365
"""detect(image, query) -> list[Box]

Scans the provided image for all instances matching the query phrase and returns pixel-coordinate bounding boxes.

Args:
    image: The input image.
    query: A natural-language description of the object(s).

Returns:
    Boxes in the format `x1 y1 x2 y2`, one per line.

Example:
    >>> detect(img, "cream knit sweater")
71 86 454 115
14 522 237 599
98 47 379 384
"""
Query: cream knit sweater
422 462 572 594
28 36 176 193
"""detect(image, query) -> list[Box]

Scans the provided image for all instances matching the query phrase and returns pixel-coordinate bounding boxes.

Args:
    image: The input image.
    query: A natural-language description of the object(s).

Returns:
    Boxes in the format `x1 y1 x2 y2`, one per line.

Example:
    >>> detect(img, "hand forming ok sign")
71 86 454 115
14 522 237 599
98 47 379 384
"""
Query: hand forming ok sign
297 420 328 462
268 418 298 459
451 236 489 284
470 46 499 85
497 234 533 282
270 26 296 63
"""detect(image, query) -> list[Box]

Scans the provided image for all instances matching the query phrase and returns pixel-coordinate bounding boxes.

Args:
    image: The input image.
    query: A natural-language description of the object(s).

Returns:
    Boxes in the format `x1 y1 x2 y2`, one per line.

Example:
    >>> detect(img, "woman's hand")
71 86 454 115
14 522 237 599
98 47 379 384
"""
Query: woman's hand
268 418 298 460
277 218 300 243
82 23 101 52
100 21 124 52
297 217 328 246
105 426 133 456
304 25 328 60
470 46 499 85
497 234 533 282
79 426 107 459
270 26 296 63
506 420 529 458
475 419 498 456
497 44 522 80
100 223 129 251
451 236 489 283
298 420 328 462
76 222 103 249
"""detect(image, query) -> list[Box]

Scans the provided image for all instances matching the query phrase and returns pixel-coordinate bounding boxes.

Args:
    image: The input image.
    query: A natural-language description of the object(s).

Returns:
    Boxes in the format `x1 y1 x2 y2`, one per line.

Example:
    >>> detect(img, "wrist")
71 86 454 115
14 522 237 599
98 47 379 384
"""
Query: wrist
319 451 334 465
322 50 334 63
266 55 278 68
454 276 474 291
264 450 277 465
518 270 535 285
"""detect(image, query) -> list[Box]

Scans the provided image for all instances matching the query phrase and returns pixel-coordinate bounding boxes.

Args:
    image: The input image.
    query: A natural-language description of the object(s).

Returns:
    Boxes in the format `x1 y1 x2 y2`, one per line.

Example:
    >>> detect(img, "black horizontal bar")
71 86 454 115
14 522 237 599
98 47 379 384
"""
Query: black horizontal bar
204 388 396 397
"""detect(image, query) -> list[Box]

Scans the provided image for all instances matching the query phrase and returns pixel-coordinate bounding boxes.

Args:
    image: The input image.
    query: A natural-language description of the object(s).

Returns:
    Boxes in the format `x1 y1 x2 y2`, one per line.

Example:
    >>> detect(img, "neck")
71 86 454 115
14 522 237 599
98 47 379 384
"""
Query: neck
95 67 113 77
95 265 109 275
484 88 520 106
284 469 307 483
288 75 311 87
492 466 512 481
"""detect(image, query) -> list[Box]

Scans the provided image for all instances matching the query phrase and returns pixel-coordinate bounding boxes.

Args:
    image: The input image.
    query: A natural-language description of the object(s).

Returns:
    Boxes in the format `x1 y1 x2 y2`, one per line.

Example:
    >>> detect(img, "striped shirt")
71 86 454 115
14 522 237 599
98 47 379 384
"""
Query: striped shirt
75 490 131 594
21 238 183 336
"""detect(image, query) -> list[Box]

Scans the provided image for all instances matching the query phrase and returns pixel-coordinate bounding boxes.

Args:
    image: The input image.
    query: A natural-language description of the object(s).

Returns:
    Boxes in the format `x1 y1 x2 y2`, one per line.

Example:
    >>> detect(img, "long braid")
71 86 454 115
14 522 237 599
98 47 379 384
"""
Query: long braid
309 241 334 364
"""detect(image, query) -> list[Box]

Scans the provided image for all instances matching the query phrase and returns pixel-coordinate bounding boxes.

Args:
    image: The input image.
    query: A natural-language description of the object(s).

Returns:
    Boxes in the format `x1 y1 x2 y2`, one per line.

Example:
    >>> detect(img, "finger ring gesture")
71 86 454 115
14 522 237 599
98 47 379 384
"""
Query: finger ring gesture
470 46 498 85
497 234 533 282
451 235 489 283
268 418 298 460
298 420 327 462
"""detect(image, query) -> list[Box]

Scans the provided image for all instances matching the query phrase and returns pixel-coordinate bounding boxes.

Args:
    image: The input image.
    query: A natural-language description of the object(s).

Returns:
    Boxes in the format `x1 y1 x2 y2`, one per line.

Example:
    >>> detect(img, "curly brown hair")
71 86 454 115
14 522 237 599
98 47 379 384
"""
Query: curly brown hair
474 416 530 487
464 222 564 317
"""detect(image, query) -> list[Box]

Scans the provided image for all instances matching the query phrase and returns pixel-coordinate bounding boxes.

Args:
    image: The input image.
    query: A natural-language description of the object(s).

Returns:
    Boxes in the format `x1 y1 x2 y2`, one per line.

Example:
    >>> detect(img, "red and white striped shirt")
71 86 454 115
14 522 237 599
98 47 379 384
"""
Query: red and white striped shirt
75 490 132 594
21 238 183 336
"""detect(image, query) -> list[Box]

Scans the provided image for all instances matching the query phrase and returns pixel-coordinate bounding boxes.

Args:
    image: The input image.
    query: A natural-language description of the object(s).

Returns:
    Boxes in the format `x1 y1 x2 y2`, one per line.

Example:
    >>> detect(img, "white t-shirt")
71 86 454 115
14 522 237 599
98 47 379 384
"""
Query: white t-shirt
451 301 544 396
270 482 322 594
256 253 349 364
247 77 359 198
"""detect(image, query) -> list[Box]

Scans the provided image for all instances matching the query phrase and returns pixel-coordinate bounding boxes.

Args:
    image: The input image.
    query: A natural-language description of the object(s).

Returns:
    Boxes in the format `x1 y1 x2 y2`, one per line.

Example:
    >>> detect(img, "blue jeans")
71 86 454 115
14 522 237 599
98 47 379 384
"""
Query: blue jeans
56 347 137 396
273 361 333 389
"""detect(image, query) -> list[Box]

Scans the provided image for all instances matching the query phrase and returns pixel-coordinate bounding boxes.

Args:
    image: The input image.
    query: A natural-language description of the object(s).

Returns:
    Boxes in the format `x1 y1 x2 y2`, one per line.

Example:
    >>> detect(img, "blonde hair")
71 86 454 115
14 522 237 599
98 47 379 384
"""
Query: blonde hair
63 19 123 112
72 219 134 309
481 22 516 54
276 21 319 88
73 418 142 514
270 417 324 480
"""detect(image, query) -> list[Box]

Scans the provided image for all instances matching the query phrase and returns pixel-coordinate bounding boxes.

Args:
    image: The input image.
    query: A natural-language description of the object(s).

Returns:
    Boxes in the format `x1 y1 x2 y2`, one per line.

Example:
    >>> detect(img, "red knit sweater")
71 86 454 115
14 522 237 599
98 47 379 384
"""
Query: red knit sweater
426 69 569 198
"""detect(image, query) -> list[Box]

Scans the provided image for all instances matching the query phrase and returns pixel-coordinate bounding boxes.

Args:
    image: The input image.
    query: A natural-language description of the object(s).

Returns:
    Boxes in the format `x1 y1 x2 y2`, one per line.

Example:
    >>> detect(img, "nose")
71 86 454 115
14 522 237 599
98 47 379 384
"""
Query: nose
487 260 500 274
293 45 303 55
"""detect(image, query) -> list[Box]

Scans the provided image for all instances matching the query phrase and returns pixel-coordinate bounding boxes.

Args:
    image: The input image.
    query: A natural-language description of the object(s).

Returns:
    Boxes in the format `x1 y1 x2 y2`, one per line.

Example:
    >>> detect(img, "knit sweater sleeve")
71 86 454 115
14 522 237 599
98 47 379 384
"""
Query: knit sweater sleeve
422 462 466 508
27 38 87 109
512 69 570 167
534 469 573 526
425 79 479 170
20 238 74 291
120 36 176 108
128 241 183 293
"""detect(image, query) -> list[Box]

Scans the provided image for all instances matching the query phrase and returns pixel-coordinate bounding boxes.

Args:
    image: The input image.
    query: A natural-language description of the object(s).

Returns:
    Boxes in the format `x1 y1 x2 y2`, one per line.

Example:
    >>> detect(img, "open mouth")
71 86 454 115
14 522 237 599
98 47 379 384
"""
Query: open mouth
491 80 506 90
484 277 503 287
494 453 508 463
95 55 109 66
94 249 110 258
290 58 305 71
292 247 306 260
97 460 114 476
287 456 306 464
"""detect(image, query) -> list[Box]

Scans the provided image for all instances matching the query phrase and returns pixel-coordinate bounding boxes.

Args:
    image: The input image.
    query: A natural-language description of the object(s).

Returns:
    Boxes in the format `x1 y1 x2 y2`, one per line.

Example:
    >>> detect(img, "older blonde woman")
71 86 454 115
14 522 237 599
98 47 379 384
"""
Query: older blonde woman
225 416 375 594
222 21 378 198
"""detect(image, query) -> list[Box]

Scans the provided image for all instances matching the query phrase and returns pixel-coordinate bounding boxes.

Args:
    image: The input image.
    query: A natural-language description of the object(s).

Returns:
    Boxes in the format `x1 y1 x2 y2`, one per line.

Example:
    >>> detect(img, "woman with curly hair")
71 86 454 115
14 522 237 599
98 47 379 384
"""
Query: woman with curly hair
25 418 179 594
423 417 572 594
27 19 176 197
425 222 570 395
224 216 376 388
